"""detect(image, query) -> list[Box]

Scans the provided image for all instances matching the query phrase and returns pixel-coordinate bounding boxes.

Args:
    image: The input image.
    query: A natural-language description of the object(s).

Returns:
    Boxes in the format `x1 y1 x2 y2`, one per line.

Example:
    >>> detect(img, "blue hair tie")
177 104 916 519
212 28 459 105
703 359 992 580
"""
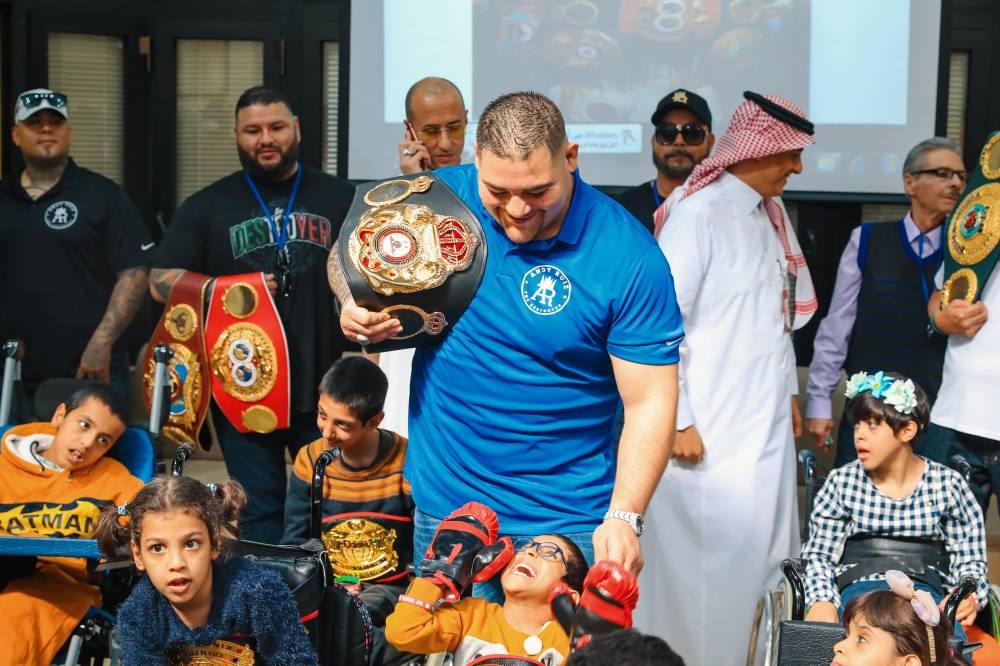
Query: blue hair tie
117 502 128 516
208 483 218 496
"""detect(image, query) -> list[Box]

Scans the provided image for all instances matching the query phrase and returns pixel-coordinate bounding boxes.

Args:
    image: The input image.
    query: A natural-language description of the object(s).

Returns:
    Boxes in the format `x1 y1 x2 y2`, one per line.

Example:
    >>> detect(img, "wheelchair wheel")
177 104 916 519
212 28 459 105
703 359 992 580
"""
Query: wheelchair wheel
746 577 794 666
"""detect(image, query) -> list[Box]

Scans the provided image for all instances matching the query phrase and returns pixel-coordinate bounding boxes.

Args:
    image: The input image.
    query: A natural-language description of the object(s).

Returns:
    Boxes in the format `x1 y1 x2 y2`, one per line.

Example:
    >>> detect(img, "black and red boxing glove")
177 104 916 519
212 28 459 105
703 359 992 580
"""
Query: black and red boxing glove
549 559 639 650
418 502 513 601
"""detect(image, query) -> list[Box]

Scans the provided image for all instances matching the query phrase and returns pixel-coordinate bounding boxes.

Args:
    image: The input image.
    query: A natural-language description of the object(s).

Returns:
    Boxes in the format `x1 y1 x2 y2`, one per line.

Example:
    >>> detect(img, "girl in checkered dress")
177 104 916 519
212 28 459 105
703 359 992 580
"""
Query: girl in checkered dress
800 371 987 643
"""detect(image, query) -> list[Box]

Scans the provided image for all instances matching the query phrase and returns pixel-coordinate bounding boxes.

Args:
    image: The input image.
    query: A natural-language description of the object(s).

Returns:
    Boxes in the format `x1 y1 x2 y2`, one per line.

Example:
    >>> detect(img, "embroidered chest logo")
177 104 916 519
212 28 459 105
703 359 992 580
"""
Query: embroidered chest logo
520 264 572 315
44 201 79 230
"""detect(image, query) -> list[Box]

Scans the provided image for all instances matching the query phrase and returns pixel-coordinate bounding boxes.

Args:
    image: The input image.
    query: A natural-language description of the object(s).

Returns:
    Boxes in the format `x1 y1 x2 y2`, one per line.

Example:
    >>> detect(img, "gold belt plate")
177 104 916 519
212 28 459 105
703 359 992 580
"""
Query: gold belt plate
322 518 399 581
947 182 1000 266
209 323 278 403
167 639 255 665
349 203 479 295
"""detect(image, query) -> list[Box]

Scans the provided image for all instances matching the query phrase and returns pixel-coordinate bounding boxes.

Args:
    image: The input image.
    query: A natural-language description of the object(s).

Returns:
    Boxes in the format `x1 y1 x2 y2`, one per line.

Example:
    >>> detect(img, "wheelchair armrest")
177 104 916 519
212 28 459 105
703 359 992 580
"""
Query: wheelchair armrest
781 558 807 620
0 535 102 559
945 575 979 625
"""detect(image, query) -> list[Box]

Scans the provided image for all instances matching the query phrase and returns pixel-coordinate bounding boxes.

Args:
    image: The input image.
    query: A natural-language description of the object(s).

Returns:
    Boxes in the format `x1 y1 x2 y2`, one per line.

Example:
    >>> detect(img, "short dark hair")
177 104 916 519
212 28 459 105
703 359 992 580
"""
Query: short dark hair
846 372 930 435
476 91 567 161
235 86 294 118
317 357 388 422
404 77 465 121
553 534 589 593
65 383 130 433
569 629 686 665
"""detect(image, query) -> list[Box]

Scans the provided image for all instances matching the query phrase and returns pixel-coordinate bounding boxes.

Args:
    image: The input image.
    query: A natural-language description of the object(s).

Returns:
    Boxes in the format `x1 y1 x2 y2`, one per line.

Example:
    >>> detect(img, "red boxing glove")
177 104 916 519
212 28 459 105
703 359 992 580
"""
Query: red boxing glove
549 560 639 650
472 537 515 583
419 502 502 601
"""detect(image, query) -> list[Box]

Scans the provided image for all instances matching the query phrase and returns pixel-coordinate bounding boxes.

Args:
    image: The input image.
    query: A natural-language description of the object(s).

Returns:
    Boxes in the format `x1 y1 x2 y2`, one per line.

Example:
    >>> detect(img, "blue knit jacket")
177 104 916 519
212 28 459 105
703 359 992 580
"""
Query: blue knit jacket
116 555 317 665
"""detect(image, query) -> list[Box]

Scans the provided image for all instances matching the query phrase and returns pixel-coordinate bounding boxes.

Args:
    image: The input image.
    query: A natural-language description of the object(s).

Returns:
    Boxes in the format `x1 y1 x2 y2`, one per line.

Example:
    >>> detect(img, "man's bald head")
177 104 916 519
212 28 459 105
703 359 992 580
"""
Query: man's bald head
405 77 465 121
404 77 467 169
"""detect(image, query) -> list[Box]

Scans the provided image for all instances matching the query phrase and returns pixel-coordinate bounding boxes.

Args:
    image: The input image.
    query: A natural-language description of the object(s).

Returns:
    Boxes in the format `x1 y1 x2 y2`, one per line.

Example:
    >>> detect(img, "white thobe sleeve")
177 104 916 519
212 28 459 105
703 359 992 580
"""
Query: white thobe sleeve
658 204 711 431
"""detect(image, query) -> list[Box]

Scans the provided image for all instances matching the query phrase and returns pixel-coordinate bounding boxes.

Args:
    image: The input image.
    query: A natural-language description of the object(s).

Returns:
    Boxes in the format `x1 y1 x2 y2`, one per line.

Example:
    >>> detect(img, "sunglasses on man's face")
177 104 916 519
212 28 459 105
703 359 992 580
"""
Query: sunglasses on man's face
19 91 67 110
654 123 707 146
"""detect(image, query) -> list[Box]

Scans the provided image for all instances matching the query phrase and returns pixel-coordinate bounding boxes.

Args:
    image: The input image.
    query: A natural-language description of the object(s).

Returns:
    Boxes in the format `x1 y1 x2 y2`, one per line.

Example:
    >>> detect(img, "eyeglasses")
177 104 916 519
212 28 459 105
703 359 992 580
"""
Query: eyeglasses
908 167 968 184
654 123 707 146
512 537 565 563
18 91 67 110
416 122 467 144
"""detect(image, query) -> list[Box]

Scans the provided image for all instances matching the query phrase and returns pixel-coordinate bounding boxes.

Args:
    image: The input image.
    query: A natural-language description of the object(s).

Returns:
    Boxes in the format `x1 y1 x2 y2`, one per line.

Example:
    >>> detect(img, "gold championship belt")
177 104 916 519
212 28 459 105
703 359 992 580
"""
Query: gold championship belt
942 131 1000 305
321 517 400 581
204 273 291 434
167 639 255 665
337 172 487 352
143 272 213 446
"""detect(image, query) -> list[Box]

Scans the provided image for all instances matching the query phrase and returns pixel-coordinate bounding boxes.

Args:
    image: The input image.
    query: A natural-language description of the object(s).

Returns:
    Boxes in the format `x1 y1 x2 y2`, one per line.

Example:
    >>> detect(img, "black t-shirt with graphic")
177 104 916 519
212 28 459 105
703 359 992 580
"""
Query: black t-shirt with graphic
0 158 153 382
153 166 355 416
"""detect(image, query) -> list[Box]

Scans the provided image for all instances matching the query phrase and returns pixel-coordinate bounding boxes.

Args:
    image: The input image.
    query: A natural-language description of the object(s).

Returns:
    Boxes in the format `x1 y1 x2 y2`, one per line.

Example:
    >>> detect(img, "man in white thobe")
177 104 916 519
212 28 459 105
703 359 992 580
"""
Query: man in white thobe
635 92 818 665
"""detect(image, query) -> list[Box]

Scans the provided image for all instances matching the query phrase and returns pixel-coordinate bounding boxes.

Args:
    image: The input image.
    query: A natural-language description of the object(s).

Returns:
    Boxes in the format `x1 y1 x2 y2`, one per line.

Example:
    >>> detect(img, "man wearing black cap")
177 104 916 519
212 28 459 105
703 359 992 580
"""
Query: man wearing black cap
613 89 714 235
0 88 151 406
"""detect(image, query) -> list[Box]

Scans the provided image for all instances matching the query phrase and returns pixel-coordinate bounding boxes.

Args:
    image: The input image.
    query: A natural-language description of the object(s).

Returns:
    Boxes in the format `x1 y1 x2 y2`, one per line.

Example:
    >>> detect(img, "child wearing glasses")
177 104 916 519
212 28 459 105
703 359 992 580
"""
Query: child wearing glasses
386 503 588 665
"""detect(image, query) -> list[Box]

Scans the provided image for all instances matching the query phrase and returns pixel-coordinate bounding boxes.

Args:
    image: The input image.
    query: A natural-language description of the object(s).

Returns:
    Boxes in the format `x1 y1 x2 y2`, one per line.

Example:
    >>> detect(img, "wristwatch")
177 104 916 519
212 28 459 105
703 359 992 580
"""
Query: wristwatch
604 510 644 537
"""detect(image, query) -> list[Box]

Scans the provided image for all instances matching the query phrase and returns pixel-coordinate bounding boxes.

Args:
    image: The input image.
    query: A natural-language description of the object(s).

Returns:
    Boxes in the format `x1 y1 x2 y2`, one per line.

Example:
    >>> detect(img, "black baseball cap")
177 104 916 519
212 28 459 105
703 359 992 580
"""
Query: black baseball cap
651 89 711 130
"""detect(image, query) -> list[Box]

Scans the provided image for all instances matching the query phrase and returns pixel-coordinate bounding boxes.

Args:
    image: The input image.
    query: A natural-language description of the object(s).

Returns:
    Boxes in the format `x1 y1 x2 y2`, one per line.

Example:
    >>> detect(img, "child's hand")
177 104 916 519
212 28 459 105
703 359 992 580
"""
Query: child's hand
804 601 839 624
939 591 979 627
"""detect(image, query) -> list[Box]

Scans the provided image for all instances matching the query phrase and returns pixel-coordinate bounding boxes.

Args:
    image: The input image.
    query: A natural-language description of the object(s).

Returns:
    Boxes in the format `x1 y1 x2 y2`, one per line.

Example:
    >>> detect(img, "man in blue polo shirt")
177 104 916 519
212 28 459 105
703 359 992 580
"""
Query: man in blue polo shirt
330 91 682 591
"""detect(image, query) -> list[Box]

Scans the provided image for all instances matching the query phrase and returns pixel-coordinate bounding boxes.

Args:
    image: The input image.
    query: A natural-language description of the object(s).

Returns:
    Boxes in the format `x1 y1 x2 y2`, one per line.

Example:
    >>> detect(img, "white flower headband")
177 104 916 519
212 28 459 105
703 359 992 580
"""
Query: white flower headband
844 371 918 415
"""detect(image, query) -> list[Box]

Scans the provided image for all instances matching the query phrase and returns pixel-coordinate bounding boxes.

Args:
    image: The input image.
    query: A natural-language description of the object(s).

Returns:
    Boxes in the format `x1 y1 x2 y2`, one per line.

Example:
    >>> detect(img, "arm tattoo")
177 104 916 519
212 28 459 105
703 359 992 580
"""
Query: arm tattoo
89 267 150 347
150 267 186 304
326 245 352 304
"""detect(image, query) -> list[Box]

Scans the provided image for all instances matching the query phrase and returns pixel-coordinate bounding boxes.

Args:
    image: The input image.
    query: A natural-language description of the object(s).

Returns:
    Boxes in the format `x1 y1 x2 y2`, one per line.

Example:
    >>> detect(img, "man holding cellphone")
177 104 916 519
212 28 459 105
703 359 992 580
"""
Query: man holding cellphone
398 77 468 174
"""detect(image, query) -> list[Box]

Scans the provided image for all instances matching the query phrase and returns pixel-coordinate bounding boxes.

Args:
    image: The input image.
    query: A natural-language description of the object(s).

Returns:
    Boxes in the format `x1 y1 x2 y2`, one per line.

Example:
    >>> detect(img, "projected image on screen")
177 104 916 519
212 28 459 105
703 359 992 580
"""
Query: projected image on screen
475 1 808 138
349 0 942 195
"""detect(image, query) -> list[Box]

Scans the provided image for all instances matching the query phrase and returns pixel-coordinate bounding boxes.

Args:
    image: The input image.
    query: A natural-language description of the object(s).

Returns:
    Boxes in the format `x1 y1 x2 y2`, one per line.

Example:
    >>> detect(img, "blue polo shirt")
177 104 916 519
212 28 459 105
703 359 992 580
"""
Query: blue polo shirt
407 164 683 534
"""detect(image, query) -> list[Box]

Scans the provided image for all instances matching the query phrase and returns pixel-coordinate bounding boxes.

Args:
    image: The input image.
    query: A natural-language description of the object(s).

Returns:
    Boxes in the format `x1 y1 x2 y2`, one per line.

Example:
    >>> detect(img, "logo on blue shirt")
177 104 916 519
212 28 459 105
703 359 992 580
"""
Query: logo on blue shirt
521 264 572 315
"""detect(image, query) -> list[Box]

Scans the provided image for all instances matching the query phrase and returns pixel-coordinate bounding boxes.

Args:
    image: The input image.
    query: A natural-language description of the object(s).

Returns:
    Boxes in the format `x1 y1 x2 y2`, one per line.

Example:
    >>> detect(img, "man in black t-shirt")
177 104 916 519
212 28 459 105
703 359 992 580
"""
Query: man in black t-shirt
151 87 355 543
0 88 151 405
613 89 714 236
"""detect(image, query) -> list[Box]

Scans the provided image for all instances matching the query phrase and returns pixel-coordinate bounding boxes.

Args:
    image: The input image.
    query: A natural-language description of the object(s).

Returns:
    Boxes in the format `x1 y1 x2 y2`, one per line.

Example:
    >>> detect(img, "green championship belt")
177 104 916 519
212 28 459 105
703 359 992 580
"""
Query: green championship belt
941 131 1000 305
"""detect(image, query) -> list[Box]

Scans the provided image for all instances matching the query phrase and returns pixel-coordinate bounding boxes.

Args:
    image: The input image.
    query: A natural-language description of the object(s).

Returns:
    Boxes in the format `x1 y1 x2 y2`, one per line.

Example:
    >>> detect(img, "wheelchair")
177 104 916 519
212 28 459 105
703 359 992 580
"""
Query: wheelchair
747 450 1000 666
0 339 162 665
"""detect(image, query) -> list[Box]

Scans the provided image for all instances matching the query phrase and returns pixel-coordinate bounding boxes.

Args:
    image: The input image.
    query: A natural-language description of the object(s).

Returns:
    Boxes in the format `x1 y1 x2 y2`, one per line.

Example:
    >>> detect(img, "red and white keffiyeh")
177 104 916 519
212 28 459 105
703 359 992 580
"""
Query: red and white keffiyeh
653 92 818 330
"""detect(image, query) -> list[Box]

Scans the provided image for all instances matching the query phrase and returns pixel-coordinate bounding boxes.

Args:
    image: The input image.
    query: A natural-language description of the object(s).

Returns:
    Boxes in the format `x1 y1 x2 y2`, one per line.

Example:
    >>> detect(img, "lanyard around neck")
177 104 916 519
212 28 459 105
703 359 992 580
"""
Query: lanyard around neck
243 164 302 251
916 232 930 304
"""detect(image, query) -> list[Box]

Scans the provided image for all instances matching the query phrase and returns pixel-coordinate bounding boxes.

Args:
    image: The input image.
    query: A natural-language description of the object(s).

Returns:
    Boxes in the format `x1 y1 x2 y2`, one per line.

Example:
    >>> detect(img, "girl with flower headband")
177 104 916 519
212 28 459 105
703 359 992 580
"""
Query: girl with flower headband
94 475 317 665
801 371 988 650
832 570 965 666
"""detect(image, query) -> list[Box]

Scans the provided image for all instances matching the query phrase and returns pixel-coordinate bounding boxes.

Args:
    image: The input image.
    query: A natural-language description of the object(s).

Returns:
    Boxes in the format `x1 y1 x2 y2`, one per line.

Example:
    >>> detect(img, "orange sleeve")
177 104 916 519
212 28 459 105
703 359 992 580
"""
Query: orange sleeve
385 578 472 654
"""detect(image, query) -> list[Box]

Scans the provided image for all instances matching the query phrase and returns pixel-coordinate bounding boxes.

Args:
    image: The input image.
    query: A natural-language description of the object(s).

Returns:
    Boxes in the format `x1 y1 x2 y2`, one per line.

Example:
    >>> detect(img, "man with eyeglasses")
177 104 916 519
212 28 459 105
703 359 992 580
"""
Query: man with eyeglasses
805 137 965 466
613 89 714 235
150 86 355 543
0 88 152 407
399 77 468 174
